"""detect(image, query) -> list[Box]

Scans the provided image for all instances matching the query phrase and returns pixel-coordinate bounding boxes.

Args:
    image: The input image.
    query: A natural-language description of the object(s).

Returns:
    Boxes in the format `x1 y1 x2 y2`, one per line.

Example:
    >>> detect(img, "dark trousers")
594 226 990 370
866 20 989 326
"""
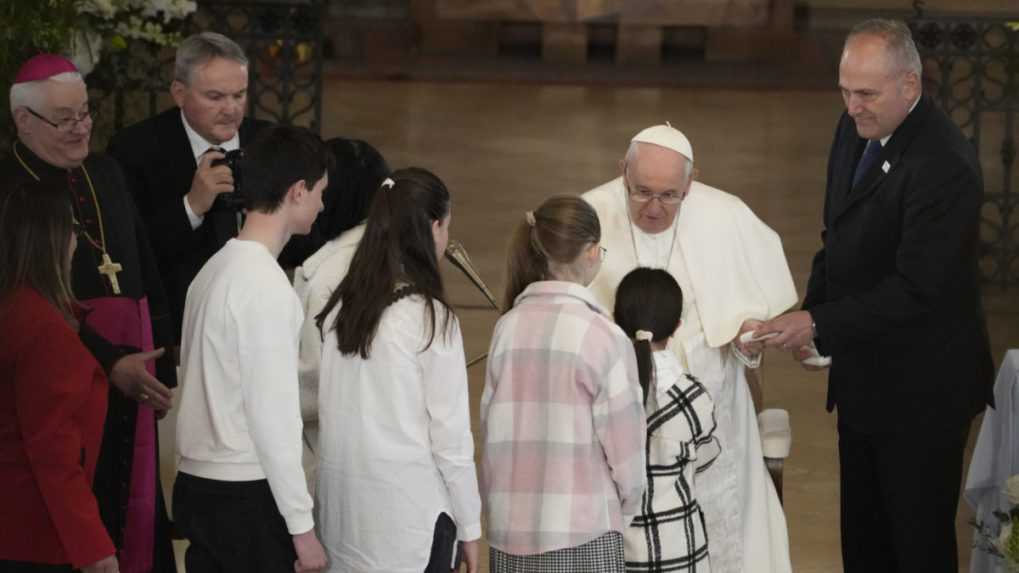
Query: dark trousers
172 473 296 573
425 513 461 573
838 420 969 573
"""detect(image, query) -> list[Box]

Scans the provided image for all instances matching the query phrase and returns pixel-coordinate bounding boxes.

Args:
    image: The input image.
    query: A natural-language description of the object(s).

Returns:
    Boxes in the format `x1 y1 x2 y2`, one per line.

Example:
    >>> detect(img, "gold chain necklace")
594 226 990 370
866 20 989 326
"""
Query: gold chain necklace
13 141 123 294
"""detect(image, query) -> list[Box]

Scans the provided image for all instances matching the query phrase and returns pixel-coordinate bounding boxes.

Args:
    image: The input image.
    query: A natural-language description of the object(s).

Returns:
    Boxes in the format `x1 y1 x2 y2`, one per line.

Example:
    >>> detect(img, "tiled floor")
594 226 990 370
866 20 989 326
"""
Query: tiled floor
162 77 1019 572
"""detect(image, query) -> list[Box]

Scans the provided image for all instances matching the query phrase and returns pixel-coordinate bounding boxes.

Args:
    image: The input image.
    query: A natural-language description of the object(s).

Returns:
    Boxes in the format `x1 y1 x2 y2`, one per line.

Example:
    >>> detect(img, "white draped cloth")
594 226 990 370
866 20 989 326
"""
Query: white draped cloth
583 177 796 573
966 349 1019 573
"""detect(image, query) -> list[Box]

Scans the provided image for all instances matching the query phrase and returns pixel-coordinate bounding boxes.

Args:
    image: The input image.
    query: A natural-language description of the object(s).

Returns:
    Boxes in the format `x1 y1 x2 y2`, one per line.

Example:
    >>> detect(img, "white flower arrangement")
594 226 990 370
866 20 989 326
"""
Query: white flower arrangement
974 474 1019 571
70 0 196 74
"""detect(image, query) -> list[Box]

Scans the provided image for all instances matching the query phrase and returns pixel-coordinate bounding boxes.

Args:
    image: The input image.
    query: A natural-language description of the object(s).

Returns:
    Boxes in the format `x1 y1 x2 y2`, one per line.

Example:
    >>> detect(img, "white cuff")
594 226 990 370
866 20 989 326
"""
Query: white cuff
184 195 204 230
456 521 482 542
732 343 762 369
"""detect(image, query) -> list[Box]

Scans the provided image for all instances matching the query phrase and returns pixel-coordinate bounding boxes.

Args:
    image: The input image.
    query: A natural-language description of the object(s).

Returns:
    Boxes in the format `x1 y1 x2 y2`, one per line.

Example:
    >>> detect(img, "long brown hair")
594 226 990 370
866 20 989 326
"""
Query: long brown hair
503 195 601 310
316 167 453 358
0 181 78 325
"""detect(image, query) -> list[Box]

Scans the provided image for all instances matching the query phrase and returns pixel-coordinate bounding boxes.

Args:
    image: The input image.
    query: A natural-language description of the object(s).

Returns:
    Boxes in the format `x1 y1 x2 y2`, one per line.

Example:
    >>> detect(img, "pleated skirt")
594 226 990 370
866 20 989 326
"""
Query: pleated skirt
489 531 624 573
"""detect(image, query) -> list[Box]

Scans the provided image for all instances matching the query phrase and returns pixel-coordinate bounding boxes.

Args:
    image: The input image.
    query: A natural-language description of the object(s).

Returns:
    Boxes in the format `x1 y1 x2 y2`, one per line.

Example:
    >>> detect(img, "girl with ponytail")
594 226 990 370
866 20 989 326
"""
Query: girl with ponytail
613 267 720 572
482 195 646 572
315 168 481 573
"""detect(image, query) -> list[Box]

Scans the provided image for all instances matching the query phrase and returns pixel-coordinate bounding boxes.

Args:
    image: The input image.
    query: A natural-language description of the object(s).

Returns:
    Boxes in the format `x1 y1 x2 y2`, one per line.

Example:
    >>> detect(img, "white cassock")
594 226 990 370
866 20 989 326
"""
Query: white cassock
965 350 1019 573
583 177 796 573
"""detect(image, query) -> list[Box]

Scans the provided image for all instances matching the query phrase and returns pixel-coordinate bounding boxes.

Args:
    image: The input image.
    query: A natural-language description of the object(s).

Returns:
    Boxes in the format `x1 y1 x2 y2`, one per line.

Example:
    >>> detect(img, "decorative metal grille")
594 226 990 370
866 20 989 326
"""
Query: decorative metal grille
87 0 326 148
911 10 1019 288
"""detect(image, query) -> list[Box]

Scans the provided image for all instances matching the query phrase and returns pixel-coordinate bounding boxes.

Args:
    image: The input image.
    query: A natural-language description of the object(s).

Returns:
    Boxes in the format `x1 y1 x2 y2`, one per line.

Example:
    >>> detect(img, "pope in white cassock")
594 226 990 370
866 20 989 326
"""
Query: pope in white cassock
582 124 796 573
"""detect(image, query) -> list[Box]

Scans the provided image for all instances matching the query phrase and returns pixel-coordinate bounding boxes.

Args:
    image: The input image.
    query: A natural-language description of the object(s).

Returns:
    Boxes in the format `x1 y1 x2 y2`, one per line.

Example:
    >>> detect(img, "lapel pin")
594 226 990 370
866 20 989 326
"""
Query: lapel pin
882 161 891 173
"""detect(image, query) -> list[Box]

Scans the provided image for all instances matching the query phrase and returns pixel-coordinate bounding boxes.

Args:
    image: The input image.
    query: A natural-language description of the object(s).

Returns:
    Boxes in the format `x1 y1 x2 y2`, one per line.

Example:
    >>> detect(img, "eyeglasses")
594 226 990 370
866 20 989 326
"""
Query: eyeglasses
628 187 684 205
598 246 608 261
624 175 685 206
26 107 95 133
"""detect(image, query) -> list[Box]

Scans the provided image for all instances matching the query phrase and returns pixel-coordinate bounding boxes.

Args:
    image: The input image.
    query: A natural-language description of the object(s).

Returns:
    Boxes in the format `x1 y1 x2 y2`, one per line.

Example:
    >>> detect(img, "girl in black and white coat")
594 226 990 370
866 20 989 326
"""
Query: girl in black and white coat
614 267 720 573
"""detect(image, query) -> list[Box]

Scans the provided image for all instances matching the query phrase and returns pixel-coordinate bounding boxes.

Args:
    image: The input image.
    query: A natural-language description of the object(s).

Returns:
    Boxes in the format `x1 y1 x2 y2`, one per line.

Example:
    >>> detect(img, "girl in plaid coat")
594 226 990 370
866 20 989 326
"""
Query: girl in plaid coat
614 268 720 573
482 195 647 573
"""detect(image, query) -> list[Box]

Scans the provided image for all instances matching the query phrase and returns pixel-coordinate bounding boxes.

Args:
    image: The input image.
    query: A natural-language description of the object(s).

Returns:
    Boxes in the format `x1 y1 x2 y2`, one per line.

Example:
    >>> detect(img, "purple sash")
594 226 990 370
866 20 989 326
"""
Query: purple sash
83 296 157 573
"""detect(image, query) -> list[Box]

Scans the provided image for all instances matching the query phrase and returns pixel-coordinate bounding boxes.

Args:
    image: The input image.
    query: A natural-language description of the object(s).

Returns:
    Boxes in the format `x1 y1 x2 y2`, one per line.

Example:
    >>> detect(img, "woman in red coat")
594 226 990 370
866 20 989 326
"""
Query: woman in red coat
0 182 118 573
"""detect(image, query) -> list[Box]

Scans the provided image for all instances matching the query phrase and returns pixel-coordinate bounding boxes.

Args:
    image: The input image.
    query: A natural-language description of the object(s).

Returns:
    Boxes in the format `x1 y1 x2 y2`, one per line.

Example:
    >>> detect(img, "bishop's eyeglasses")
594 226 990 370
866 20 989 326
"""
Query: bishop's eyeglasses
25 107 96 134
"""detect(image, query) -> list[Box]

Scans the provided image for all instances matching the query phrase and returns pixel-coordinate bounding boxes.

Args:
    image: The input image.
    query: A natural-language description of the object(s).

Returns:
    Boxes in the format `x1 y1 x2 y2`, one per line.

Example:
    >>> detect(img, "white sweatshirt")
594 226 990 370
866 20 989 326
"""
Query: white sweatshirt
177 239 314 534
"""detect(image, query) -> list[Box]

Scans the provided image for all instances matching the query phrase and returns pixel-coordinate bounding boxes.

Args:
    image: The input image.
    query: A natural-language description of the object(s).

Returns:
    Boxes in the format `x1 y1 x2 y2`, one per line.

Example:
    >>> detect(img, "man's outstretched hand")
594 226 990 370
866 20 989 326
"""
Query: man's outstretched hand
109 348 173 412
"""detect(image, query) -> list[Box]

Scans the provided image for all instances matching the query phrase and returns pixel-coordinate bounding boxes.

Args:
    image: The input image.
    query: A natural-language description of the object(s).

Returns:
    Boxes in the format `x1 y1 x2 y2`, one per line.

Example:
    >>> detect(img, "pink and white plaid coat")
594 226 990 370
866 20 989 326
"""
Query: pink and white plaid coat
481 280 647 556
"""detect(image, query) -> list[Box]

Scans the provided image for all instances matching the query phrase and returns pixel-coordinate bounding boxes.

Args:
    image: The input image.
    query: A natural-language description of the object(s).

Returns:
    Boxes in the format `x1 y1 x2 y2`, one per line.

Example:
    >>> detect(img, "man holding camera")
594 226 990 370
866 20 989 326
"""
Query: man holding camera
108 31 271 342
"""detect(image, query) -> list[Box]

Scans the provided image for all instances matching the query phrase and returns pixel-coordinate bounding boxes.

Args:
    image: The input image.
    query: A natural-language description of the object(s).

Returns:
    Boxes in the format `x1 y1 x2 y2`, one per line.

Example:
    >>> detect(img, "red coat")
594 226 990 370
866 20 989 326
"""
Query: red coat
0 287 114 567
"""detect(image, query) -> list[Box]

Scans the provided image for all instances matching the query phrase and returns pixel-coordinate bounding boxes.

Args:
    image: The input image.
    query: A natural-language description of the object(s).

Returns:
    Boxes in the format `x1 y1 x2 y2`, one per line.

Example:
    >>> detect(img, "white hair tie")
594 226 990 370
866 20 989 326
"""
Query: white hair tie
381 177 395 190
635 330 654 342
525 211 536 227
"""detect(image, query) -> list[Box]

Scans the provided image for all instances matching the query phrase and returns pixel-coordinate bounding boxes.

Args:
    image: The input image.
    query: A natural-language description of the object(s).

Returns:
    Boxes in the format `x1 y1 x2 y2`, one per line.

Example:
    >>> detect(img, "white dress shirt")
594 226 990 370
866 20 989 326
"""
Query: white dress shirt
181 111 240 230
316 295 482 573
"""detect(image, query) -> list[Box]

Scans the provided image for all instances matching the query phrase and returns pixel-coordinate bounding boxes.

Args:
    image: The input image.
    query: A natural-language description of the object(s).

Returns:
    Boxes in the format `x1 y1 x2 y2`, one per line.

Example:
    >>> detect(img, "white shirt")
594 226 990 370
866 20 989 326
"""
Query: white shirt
877 96 920 147
294 223 366 438
292 224 365 493
316 295 482 573
181 111 240 229
177 239 314 534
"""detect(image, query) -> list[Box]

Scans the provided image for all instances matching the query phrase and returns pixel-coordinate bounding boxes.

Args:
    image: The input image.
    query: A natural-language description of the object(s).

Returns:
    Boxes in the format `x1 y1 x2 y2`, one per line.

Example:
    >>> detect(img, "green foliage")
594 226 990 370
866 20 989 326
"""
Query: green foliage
0 0 79 149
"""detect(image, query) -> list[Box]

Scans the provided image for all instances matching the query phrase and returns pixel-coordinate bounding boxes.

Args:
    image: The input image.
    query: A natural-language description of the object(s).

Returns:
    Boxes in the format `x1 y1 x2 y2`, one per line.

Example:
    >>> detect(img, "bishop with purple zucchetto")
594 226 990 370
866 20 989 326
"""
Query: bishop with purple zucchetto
1 53 178 573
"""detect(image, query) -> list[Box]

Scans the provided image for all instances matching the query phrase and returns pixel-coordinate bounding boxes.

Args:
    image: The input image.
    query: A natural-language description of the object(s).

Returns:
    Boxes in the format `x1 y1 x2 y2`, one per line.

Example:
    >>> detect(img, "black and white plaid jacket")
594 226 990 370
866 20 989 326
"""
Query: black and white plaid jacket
625 351 720 572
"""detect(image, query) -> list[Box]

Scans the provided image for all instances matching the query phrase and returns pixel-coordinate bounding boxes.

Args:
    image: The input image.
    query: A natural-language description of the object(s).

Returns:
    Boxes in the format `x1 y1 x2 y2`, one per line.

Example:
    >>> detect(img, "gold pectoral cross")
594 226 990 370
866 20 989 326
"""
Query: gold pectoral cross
98 252 123 295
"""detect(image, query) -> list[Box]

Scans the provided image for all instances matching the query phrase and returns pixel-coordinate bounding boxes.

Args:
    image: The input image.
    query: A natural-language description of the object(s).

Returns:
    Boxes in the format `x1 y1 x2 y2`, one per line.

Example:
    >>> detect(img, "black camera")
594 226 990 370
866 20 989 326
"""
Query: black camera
210 149 246 210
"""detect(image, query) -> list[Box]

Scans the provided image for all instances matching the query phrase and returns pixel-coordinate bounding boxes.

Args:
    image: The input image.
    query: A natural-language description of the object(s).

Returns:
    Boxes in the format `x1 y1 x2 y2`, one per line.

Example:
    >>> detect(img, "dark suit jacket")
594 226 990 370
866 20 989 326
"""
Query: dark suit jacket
0 288 114 568
803 94 994 433
107 108 272 340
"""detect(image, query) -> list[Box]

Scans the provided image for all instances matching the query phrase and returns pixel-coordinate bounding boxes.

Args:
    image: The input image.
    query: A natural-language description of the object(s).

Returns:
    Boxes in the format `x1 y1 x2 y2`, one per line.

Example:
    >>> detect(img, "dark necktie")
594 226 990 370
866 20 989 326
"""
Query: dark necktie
852 139 881 187
205 147 241 245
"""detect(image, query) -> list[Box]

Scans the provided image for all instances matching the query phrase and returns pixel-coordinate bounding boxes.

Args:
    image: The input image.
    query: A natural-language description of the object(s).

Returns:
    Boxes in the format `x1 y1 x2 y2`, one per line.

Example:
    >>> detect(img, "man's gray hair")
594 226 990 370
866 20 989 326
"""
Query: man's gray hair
848 18 923 77
625 141 694 183
9 71 84 115
174 32 248 84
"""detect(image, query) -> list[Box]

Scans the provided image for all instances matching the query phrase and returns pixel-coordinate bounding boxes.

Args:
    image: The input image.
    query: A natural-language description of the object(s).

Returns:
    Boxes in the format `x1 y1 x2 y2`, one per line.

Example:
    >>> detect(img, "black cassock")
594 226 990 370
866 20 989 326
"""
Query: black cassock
1 142 177 573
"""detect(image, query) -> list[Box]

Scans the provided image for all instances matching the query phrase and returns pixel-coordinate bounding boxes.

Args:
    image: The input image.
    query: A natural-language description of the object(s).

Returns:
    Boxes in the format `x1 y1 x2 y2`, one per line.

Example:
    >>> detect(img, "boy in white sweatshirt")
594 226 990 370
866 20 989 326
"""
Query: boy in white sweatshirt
174 126 330 573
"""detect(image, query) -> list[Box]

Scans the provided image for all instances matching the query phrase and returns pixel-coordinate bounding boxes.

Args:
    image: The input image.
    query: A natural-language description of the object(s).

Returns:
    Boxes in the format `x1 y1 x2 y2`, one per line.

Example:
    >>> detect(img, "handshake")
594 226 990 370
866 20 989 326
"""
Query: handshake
735 311 830 371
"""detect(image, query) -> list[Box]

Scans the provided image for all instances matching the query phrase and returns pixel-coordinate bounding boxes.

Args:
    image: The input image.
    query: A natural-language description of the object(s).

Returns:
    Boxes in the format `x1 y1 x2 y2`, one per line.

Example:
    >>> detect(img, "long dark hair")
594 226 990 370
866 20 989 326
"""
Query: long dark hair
614 268 684 404
0 181 78 325
503 195 600 310
316 167 453 358
321 138 390 242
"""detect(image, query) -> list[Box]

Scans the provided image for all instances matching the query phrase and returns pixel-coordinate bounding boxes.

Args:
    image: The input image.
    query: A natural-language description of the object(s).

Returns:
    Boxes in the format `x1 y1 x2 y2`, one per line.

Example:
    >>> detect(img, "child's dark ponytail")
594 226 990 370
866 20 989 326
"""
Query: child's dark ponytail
614 268 685 405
